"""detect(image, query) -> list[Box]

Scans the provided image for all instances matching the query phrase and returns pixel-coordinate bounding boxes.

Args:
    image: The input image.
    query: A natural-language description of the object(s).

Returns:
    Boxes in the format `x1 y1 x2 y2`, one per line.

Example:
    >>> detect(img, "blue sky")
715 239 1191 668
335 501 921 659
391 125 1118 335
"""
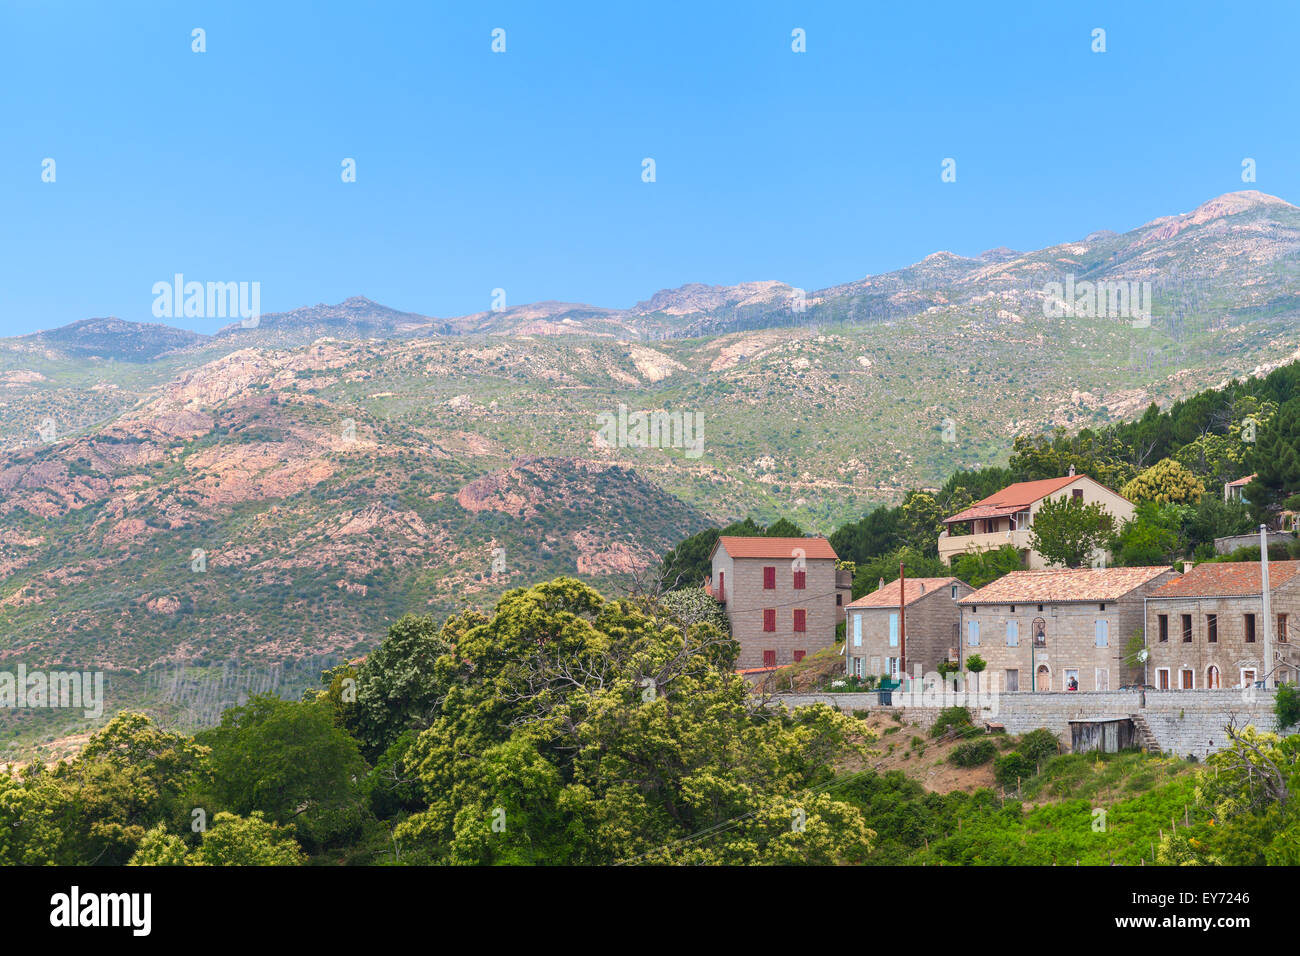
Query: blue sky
1 0 1297 335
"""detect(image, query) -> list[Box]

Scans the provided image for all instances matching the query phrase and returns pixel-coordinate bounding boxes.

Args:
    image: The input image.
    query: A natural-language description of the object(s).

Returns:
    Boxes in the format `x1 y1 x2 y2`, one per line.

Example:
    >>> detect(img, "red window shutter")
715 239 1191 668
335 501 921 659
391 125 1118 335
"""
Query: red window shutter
793 650 806 663
763 608 776 632
793 608 806 632
793 570 806 590
717 571 724 602
763 650 776 667
763 566 776 589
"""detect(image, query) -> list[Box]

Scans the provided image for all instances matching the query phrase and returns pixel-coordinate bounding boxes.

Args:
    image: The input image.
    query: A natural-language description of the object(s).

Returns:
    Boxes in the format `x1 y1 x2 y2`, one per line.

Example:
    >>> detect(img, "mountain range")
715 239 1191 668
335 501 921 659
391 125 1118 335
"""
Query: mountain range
2 189 1298 756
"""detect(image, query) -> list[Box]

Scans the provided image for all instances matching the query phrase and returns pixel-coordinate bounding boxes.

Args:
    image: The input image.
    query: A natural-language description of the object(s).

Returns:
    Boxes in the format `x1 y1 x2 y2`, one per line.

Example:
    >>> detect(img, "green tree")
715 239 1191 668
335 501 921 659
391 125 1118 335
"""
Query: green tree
1028 495 1117 568
1246 398 1300 522
949 545 1023 588
1121 458 1206 506
197 696 367 851
965 654 987 692
1113 502 1188 566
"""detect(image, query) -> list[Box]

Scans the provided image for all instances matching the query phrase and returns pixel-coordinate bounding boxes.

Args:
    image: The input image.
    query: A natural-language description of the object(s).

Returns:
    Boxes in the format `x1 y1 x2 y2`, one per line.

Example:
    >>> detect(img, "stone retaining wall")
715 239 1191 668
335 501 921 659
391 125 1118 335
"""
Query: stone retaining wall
771 688 1280 758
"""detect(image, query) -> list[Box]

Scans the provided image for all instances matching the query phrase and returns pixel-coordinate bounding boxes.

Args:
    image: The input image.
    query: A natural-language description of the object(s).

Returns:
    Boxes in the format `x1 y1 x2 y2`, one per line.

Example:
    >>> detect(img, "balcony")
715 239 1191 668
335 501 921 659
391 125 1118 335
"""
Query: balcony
938 528 1032 565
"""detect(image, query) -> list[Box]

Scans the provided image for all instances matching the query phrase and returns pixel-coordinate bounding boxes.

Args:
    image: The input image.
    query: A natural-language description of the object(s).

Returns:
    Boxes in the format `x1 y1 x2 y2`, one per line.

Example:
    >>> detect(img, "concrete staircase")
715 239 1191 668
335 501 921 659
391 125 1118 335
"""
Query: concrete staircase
1131 712 1161 755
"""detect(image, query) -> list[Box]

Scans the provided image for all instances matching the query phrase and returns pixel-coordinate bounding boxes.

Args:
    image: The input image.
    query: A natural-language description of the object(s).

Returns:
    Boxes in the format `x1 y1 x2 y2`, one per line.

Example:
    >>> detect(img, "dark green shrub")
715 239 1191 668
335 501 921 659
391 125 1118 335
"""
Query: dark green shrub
1020 728 1061 762
994 751 1036 787
1276 682 1300 731
930 706 973 738
950 738 997 767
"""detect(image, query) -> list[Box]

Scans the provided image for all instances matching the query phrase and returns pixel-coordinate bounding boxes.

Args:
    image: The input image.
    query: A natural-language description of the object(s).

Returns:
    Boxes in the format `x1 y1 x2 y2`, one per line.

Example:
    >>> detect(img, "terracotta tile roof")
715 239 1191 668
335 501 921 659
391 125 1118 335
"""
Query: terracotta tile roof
959 566 1173 604
1225 474 1256 489
712 536 838 561
1148 560 1300 598
847 577 964 608
944 475 1087 524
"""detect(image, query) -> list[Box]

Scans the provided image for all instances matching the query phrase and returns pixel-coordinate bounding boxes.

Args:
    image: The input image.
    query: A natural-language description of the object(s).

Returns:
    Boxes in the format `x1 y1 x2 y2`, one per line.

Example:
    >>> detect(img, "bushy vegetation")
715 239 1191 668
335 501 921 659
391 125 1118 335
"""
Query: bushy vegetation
949 738 997 767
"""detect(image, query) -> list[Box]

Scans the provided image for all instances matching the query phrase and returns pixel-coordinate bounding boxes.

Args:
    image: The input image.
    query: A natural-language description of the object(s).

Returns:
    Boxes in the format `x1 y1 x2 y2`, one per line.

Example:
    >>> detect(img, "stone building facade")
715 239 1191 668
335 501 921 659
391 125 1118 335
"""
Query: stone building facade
845 576 972 679
957 566 1177 693
1144 560 1300 690
709 536 851 670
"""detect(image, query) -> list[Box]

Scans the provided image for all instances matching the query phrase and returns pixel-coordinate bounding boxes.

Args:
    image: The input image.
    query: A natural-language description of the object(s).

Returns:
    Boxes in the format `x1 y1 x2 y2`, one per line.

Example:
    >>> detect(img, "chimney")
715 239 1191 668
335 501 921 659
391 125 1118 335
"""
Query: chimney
878 577 885 591
1068 464 1076 477
919 582 926 594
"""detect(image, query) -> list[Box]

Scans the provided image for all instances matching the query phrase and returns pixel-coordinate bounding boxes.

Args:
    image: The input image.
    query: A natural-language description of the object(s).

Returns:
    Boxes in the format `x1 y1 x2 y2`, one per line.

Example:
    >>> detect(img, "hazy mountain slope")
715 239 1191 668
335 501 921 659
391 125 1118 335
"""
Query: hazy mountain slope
2 188 1299 754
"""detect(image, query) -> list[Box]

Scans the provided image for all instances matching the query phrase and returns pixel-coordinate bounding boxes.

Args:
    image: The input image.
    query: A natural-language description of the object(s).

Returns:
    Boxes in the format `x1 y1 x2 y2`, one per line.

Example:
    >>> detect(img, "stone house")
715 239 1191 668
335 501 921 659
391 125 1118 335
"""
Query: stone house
844 577 972 680
938 472 1134 569
957 566 1177 693
1144 560 1300 690
708 536 851 671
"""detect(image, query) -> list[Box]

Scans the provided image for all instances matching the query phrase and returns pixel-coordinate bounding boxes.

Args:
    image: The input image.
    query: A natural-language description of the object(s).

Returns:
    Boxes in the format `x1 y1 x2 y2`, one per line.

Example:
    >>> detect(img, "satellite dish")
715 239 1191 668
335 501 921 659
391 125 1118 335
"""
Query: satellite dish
1137 649 1150 663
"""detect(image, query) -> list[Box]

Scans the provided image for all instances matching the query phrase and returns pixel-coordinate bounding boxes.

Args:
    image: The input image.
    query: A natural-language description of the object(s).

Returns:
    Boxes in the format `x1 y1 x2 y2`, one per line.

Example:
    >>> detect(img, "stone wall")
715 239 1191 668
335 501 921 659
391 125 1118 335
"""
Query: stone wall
771 688 1280 758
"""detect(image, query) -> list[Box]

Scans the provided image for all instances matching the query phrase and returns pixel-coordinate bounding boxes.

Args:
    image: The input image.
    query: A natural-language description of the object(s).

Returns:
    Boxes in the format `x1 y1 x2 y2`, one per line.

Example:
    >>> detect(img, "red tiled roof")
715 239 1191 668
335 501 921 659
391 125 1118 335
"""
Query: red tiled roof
712 536 838 561
1148 560 1300 599
1225 474 1256 489
959 566 1173 604
944 475 1087 525
847 577 964 608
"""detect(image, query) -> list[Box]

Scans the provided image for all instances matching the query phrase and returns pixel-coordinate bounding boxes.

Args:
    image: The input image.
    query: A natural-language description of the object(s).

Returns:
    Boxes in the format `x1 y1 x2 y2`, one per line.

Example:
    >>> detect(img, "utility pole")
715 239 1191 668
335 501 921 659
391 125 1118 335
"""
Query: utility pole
1261 524 1273 688
898 562 907 686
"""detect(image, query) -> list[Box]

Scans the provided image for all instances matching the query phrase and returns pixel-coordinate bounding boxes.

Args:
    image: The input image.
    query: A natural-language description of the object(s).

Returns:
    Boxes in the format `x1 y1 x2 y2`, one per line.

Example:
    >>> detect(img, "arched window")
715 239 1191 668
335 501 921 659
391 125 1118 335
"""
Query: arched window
1206 665 1220 689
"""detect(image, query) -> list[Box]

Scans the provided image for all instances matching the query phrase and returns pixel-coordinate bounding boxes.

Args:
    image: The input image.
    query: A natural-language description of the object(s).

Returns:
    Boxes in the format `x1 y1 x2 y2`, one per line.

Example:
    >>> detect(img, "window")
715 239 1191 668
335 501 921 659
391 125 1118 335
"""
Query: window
851 657 863 678
1095 668 1110 691
1009 605 1016 613
1206 665 1220 689
1037 604 1044 612
716 571 724 601
793 570 806 590
1181 669 1194 690
852 614 862 647
793 650 806 663
1095 619 1109 647
1064 668 1079 691
1207 613 1217 643
1006 620 1019 646
951 585 958 599
1072 488 1084 500
1241 668 1257 688
1157 667 1170 690
762 650 776 667
1181 614 1192 643
1158 614 1168 643
762 566 776 590
888 657 900 678
888 613 899 647
836 593 842 606
870 656 881 674
1099 603 1106 611
793 609 807 633
1005 669 1019 692
763 608 776 632
1245 614 1256 643
967 620 980 646
1280 614 1289 643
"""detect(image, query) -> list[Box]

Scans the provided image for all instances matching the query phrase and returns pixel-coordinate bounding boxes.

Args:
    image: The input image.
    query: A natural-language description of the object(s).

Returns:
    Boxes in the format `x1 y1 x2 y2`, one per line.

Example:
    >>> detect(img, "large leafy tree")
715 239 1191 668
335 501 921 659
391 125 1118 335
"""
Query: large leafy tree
196 695 368 851
388 577 873 865
1112 502 1188 566
1028 495 1117 568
